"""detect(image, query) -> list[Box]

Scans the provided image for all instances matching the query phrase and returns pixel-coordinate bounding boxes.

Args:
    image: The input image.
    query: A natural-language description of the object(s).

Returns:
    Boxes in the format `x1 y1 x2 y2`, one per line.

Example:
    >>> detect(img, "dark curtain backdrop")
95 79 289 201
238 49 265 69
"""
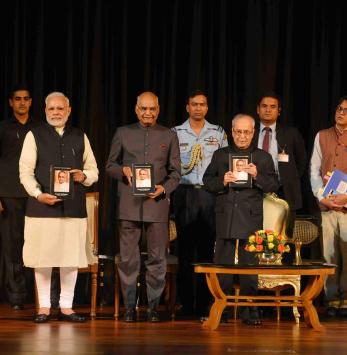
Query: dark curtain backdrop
1 0 346 254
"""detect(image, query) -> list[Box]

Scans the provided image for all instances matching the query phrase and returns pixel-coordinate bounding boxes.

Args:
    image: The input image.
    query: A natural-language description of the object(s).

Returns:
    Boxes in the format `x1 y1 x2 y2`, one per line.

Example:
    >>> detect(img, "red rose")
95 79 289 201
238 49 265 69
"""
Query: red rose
256 236 263 244
278 244 285 253
256 245 263 252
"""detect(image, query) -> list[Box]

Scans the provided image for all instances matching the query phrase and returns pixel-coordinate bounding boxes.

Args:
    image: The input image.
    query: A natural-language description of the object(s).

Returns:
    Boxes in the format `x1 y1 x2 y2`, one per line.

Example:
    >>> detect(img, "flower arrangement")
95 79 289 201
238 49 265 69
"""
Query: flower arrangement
244 229 290 254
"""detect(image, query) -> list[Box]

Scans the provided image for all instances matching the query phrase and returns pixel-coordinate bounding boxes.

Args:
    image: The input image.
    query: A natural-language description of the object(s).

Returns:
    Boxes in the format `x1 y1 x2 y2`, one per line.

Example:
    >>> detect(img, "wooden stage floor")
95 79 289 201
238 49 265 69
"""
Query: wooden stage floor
0 303 347 354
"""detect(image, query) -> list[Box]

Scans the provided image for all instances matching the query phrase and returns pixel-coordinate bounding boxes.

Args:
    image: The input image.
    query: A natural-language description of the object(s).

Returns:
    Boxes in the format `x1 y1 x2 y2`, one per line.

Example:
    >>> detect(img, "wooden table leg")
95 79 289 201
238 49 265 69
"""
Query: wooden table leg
203 300 226 330
301 275 325 331
90 269 97 318
202 273 227 330
292 281 301 324
303 300 324 331
114 266 120 320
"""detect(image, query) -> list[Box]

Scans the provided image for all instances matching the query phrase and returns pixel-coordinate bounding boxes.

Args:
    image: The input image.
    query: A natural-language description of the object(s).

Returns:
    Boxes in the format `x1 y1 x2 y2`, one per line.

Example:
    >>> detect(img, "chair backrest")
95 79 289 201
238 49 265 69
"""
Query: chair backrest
292 219 318 244
263 192 290 237
235 193 289 264
86 192 99 265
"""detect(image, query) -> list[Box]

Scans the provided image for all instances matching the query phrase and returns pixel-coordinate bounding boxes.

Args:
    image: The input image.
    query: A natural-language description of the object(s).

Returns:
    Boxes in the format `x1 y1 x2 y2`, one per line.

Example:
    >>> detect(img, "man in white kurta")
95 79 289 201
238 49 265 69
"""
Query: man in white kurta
19 92 98 323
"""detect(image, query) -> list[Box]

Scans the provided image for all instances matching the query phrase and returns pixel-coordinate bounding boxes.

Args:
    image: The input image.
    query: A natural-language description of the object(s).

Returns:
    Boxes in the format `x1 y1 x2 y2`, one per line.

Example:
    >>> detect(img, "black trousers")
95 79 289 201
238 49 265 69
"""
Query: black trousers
173 185 216 314
118 220 168 309
214 239 258 296
0 198 27 305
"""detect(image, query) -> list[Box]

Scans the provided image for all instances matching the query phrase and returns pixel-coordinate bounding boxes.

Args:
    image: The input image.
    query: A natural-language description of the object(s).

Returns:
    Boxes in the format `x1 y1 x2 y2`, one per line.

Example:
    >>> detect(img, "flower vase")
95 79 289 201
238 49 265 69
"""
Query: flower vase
256 252 282 265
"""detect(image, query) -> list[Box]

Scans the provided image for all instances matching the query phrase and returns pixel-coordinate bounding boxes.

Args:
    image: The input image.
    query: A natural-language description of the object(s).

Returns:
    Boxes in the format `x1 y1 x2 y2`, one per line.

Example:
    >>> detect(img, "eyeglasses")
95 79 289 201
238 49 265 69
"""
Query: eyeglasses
233 129 254 136
336 106 347 115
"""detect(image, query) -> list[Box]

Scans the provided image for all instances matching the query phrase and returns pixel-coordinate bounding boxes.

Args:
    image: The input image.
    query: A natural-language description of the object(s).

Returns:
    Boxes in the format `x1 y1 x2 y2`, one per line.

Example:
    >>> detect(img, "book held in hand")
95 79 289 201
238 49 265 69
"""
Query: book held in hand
132 163 155 196
322 169 347 197
50 166 73 199
228 154 252 188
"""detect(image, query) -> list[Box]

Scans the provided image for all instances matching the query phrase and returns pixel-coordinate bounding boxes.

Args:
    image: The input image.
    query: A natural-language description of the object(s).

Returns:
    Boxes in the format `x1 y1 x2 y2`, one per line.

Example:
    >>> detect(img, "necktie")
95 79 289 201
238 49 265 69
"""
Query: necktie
262 127 271 152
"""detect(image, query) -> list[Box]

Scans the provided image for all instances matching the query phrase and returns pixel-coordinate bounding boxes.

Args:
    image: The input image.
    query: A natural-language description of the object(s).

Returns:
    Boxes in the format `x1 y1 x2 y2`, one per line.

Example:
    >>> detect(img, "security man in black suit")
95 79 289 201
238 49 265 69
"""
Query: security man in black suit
254 92 307 240
0 84 38 309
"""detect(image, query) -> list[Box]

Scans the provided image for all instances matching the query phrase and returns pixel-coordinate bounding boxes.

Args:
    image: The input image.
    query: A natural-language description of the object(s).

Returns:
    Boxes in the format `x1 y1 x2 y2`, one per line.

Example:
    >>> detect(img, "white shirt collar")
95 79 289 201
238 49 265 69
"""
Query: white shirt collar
260 122 277 132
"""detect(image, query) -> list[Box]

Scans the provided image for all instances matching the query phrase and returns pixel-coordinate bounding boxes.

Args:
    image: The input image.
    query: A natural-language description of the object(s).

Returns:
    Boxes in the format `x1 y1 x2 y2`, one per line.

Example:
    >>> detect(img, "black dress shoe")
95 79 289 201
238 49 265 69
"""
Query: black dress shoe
176 306 195 319
11 304 24 310
241 307 262 326
325 307 338 318
242 318 262 326
200 310 229 323
146 308 160 322
200 315 209 322
34 313 50 323
123 308 136 322
58 312 86 322
337 308 347 317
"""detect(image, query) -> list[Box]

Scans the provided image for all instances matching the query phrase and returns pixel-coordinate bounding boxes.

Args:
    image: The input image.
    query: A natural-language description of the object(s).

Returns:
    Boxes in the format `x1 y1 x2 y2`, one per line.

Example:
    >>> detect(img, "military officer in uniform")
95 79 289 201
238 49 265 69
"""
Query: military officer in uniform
106 92 181 322
172 90 228 318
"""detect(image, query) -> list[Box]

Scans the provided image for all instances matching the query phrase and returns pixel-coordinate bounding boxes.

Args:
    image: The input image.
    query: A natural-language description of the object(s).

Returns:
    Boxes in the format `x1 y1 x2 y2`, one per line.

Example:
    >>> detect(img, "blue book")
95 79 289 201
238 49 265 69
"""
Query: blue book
322 170 347 197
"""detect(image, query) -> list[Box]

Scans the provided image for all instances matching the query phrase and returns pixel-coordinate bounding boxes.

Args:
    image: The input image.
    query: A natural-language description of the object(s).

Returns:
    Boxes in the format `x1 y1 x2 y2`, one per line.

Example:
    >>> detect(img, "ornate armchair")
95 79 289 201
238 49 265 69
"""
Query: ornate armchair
234 193 300 322
79 191 99 318
259 193 300 322
262 192 289 236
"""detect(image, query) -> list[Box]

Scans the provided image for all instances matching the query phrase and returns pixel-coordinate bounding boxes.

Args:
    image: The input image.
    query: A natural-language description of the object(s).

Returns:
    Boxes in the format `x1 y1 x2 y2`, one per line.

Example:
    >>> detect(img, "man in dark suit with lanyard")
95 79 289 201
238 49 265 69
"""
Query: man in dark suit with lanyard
254 92 307 241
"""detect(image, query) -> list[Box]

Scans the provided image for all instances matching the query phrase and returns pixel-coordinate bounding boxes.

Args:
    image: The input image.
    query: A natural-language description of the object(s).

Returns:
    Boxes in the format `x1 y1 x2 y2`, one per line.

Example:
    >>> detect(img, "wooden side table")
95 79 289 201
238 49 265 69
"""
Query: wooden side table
195 263 335 331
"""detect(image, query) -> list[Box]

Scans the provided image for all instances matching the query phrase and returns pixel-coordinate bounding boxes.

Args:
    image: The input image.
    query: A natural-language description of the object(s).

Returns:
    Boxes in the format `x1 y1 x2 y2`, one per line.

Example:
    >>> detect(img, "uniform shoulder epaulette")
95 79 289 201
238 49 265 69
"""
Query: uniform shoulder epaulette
207 124 221 131
173 125 186 131
209 124 224 133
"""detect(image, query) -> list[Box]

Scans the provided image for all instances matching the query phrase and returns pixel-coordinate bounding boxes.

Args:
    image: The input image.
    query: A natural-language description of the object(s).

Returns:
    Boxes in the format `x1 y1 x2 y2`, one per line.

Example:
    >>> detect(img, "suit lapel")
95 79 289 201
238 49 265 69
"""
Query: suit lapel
275 123 284 153
253 123 261 147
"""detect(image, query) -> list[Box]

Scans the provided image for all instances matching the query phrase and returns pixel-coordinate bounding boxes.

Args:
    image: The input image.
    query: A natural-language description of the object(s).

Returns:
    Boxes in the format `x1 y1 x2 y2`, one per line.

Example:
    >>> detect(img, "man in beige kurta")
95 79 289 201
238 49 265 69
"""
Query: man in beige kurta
19 92 98 323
